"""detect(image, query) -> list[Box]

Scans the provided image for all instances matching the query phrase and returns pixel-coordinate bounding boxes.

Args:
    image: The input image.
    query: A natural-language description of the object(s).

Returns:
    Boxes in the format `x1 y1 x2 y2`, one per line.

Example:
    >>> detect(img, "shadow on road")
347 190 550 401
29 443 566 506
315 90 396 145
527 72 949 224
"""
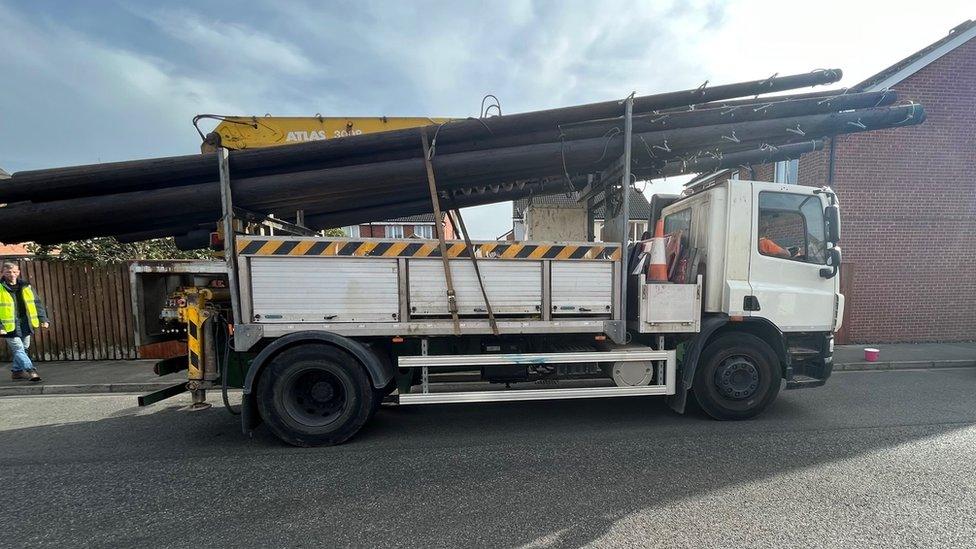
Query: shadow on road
1 368 974 547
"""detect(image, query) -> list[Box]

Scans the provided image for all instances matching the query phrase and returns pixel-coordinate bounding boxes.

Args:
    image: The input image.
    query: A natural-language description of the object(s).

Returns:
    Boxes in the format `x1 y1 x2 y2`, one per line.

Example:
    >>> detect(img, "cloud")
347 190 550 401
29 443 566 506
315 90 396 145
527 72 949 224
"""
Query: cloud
0 3 243 170
141 8 317 77
254 0 734 121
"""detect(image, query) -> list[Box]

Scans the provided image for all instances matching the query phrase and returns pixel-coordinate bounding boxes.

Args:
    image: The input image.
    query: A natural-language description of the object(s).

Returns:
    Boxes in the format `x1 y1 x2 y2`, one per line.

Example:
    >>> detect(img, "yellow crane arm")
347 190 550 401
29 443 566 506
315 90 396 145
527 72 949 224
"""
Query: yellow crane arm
197 115 455 152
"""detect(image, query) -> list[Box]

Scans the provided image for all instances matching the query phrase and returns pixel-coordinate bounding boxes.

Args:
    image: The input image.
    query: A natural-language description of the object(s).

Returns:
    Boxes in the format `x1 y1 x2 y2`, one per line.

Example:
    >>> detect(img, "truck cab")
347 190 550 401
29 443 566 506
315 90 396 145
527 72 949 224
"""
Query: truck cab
662 178 842 333
643 178 842 418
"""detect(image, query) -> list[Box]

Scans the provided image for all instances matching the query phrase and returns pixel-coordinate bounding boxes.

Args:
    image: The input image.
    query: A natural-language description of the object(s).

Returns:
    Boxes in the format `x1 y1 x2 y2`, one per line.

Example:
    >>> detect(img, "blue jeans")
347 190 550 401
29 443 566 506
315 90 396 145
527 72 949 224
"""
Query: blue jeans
6 336 34 372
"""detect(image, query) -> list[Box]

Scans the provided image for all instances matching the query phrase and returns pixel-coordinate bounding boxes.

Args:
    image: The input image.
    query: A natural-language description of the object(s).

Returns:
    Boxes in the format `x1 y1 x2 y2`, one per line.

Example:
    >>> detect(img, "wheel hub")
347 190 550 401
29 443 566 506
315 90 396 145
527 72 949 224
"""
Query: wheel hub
714 357 760 400
310 381 335 402
284 369 347 426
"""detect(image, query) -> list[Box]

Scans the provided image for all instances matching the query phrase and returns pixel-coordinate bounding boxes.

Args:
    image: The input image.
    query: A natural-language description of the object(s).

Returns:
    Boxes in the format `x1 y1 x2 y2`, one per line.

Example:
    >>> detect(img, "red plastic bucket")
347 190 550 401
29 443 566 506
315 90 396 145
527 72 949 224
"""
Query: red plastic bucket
864 348 880 362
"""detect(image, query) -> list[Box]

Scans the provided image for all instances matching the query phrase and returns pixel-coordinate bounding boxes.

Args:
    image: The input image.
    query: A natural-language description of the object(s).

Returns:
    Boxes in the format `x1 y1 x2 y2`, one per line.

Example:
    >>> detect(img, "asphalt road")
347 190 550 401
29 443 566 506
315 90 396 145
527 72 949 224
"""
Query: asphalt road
1 368 975 548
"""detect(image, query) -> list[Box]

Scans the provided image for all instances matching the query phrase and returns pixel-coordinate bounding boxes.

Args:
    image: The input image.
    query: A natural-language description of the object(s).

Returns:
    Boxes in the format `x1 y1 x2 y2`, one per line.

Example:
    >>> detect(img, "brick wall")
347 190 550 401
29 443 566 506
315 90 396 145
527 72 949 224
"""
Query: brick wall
761 211 806 250
359 224 386 237
747 38 976 342
835 39 976 342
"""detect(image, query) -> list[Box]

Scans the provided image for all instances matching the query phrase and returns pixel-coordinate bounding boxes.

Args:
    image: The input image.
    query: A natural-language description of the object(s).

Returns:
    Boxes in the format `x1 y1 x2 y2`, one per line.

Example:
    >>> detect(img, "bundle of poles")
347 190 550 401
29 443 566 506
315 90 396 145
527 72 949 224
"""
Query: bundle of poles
0 68 926 246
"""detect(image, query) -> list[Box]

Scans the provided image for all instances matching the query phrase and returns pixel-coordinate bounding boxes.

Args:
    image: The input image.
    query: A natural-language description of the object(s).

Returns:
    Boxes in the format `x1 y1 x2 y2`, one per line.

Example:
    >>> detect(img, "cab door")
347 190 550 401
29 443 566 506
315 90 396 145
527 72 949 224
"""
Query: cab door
748 182 835 332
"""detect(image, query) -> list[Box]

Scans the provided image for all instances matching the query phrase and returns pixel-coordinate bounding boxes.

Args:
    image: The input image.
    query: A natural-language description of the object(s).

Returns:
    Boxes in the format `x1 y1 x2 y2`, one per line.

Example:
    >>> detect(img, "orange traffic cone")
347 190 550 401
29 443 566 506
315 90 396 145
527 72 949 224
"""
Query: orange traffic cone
648 219 669 282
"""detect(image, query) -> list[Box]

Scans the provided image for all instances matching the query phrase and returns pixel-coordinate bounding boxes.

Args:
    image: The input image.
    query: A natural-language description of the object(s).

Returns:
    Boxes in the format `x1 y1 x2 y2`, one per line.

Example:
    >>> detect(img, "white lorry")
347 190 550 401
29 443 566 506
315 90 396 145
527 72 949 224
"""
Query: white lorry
133 172 842 447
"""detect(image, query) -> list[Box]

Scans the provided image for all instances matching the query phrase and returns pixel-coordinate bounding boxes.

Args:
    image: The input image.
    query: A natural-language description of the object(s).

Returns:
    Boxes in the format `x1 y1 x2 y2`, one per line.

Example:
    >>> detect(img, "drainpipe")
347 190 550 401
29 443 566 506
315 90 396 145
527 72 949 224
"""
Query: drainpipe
827 137 836 186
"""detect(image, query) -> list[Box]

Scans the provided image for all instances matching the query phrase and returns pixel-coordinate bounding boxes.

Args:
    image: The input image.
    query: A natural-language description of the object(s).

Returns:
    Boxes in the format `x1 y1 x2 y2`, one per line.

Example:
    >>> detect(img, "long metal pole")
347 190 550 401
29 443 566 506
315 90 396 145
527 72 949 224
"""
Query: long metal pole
218 148 243 325
3 70 843 203
618 96 633 340
8 104 925 244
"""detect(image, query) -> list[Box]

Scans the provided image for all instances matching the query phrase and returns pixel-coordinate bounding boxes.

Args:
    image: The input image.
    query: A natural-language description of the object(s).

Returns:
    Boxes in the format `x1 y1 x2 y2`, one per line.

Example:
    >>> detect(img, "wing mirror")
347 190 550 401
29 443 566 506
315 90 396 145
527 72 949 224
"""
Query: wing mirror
825 205 840 244
820 247 841 279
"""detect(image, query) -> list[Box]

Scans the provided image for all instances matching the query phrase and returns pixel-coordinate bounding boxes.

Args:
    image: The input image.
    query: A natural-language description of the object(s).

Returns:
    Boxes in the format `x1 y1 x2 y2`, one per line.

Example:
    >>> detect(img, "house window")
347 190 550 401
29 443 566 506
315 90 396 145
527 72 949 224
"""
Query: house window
774 159 799 184
387 225 405 238
594 220 647 241
340 225 359 238
414 224 434 239
630 221 648 240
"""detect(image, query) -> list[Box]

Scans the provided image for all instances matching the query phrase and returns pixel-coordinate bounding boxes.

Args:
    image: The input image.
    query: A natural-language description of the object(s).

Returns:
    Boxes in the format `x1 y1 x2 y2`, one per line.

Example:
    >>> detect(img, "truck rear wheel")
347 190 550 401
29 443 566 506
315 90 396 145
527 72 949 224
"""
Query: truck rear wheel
257 344 375 447
692 333 781 420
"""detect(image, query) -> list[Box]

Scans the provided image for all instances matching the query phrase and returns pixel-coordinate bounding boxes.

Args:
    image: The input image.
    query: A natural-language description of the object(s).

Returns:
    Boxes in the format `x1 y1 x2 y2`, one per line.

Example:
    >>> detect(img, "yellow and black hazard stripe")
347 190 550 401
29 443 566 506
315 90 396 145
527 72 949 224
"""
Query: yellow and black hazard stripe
186 307 204 381
236 238 622 261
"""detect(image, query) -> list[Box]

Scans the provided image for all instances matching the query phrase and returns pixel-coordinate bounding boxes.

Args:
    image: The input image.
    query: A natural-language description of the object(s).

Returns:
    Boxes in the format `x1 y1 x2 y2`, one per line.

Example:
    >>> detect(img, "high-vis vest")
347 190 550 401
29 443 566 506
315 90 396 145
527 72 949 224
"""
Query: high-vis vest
0 284 39 333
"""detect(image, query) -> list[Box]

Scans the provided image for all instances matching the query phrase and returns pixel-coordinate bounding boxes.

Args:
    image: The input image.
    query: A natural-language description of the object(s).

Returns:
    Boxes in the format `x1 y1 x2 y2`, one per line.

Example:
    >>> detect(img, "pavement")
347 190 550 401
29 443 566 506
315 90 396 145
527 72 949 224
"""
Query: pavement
1 342 974 397
0 367 974 548
0 359 182 396
832 342 976 370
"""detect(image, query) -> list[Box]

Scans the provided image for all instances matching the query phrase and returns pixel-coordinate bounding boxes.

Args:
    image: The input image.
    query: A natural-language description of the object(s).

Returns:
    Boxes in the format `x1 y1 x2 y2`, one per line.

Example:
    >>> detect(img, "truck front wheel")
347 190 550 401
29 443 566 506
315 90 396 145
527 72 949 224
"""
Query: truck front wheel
692 333 781 420
257 344 375 446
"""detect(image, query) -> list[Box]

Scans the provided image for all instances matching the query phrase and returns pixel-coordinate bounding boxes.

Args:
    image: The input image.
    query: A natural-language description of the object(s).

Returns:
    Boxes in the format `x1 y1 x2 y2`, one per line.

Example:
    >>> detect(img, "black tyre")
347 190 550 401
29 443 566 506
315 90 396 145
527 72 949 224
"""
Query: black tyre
368 387 385 420
692 333 782 420
257 344 375 447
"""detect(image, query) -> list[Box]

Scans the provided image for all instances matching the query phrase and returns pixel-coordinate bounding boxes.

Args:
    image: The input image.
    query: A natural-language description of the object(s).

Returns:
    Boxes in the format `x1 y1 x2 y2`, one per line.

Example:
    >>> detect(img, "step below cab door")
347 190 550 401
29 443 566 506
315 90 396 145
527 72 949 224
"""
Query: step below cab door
748 182 836 332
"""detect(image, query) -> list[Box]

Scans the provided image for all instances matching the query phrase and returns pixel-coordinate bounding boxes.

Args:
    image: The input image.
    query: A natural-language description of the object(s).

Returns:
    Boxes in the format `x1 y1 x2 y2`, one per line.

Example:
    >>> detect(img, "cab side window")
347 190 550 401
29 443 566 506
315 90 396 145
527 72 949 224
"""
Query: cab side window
662 208 693 282
758 192 827 265
664 208 691 237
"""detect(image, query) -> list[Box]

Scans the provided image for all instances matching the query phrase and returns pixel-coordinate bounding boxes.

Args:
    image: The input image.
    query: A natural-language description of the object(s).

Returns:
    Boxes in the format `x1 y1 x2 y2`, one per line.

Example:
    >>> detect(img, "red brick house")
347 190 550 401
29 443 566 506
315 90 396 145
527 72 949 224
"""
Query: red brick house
341 213 456 240
700 20 976 343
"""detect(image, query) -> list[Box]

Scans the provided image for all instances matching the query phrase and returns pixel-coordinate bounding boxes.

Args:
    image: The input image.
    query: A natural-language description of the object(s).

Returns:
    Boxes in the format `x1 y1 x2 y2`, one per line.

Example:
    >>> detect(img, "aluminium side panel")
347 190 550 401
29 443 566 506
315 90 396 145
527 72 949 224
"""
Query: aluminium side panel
408 259 542 316
250 257 399 323
551 261 614 315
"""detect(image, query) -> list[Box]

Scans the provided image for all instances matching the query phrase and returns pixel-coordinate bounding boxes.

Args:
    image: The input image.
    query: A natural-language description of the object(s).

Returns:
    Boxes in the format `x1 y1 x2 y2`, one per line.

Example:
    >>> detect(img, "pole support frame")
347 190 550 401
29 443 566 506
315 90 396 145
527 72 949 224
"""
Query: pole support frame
617 95 634 345
217 148 243 326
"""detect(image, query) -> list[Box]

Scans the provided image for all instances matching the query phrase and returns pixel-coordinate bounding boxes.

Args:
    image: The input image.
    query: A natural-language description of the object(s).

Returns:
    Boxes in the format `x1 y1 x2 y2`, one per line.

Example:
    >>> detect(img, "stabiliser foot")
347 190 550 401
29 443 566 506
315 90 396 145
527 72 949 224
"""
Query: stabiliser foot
182 387 213 411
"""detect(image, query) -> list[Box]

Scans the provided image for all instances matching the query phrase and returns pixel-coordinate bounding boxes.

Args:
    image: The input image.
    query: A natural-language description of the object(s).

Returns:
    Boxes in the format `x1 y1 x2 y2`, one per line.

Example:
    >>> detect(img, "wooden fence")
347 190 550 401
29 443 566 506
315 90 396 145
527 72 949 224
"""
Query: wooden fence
0 260 139 361
835 262 855 345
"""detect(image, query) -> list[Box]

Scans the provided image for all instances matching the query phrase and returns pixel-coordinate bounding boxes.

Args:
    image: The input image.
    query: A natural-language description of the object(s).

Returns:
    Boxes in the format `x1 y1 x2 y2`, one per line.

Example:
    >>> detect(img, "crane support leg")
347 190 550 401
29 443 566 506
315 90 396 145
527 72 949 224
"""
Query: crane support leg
183 292 219 411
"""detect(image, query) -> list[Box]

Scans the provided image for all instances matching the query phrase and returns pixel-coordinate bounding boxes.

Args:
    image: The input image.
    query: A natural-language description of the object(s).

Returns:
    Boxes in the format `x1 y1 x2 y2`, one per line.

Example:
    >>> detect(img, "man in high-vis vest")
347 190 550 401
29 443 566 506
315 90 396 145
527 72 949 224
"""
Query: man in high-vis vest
1 261 49 381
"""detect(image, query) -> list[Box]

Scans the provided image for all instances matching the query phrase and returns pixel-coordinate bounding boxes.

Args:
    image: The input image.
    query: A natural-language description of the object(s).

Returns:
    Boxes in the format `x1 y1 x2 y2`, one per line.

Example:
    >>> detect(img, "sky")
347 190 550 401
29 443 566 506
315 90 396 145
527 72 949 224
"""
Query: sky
1 0 972 238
